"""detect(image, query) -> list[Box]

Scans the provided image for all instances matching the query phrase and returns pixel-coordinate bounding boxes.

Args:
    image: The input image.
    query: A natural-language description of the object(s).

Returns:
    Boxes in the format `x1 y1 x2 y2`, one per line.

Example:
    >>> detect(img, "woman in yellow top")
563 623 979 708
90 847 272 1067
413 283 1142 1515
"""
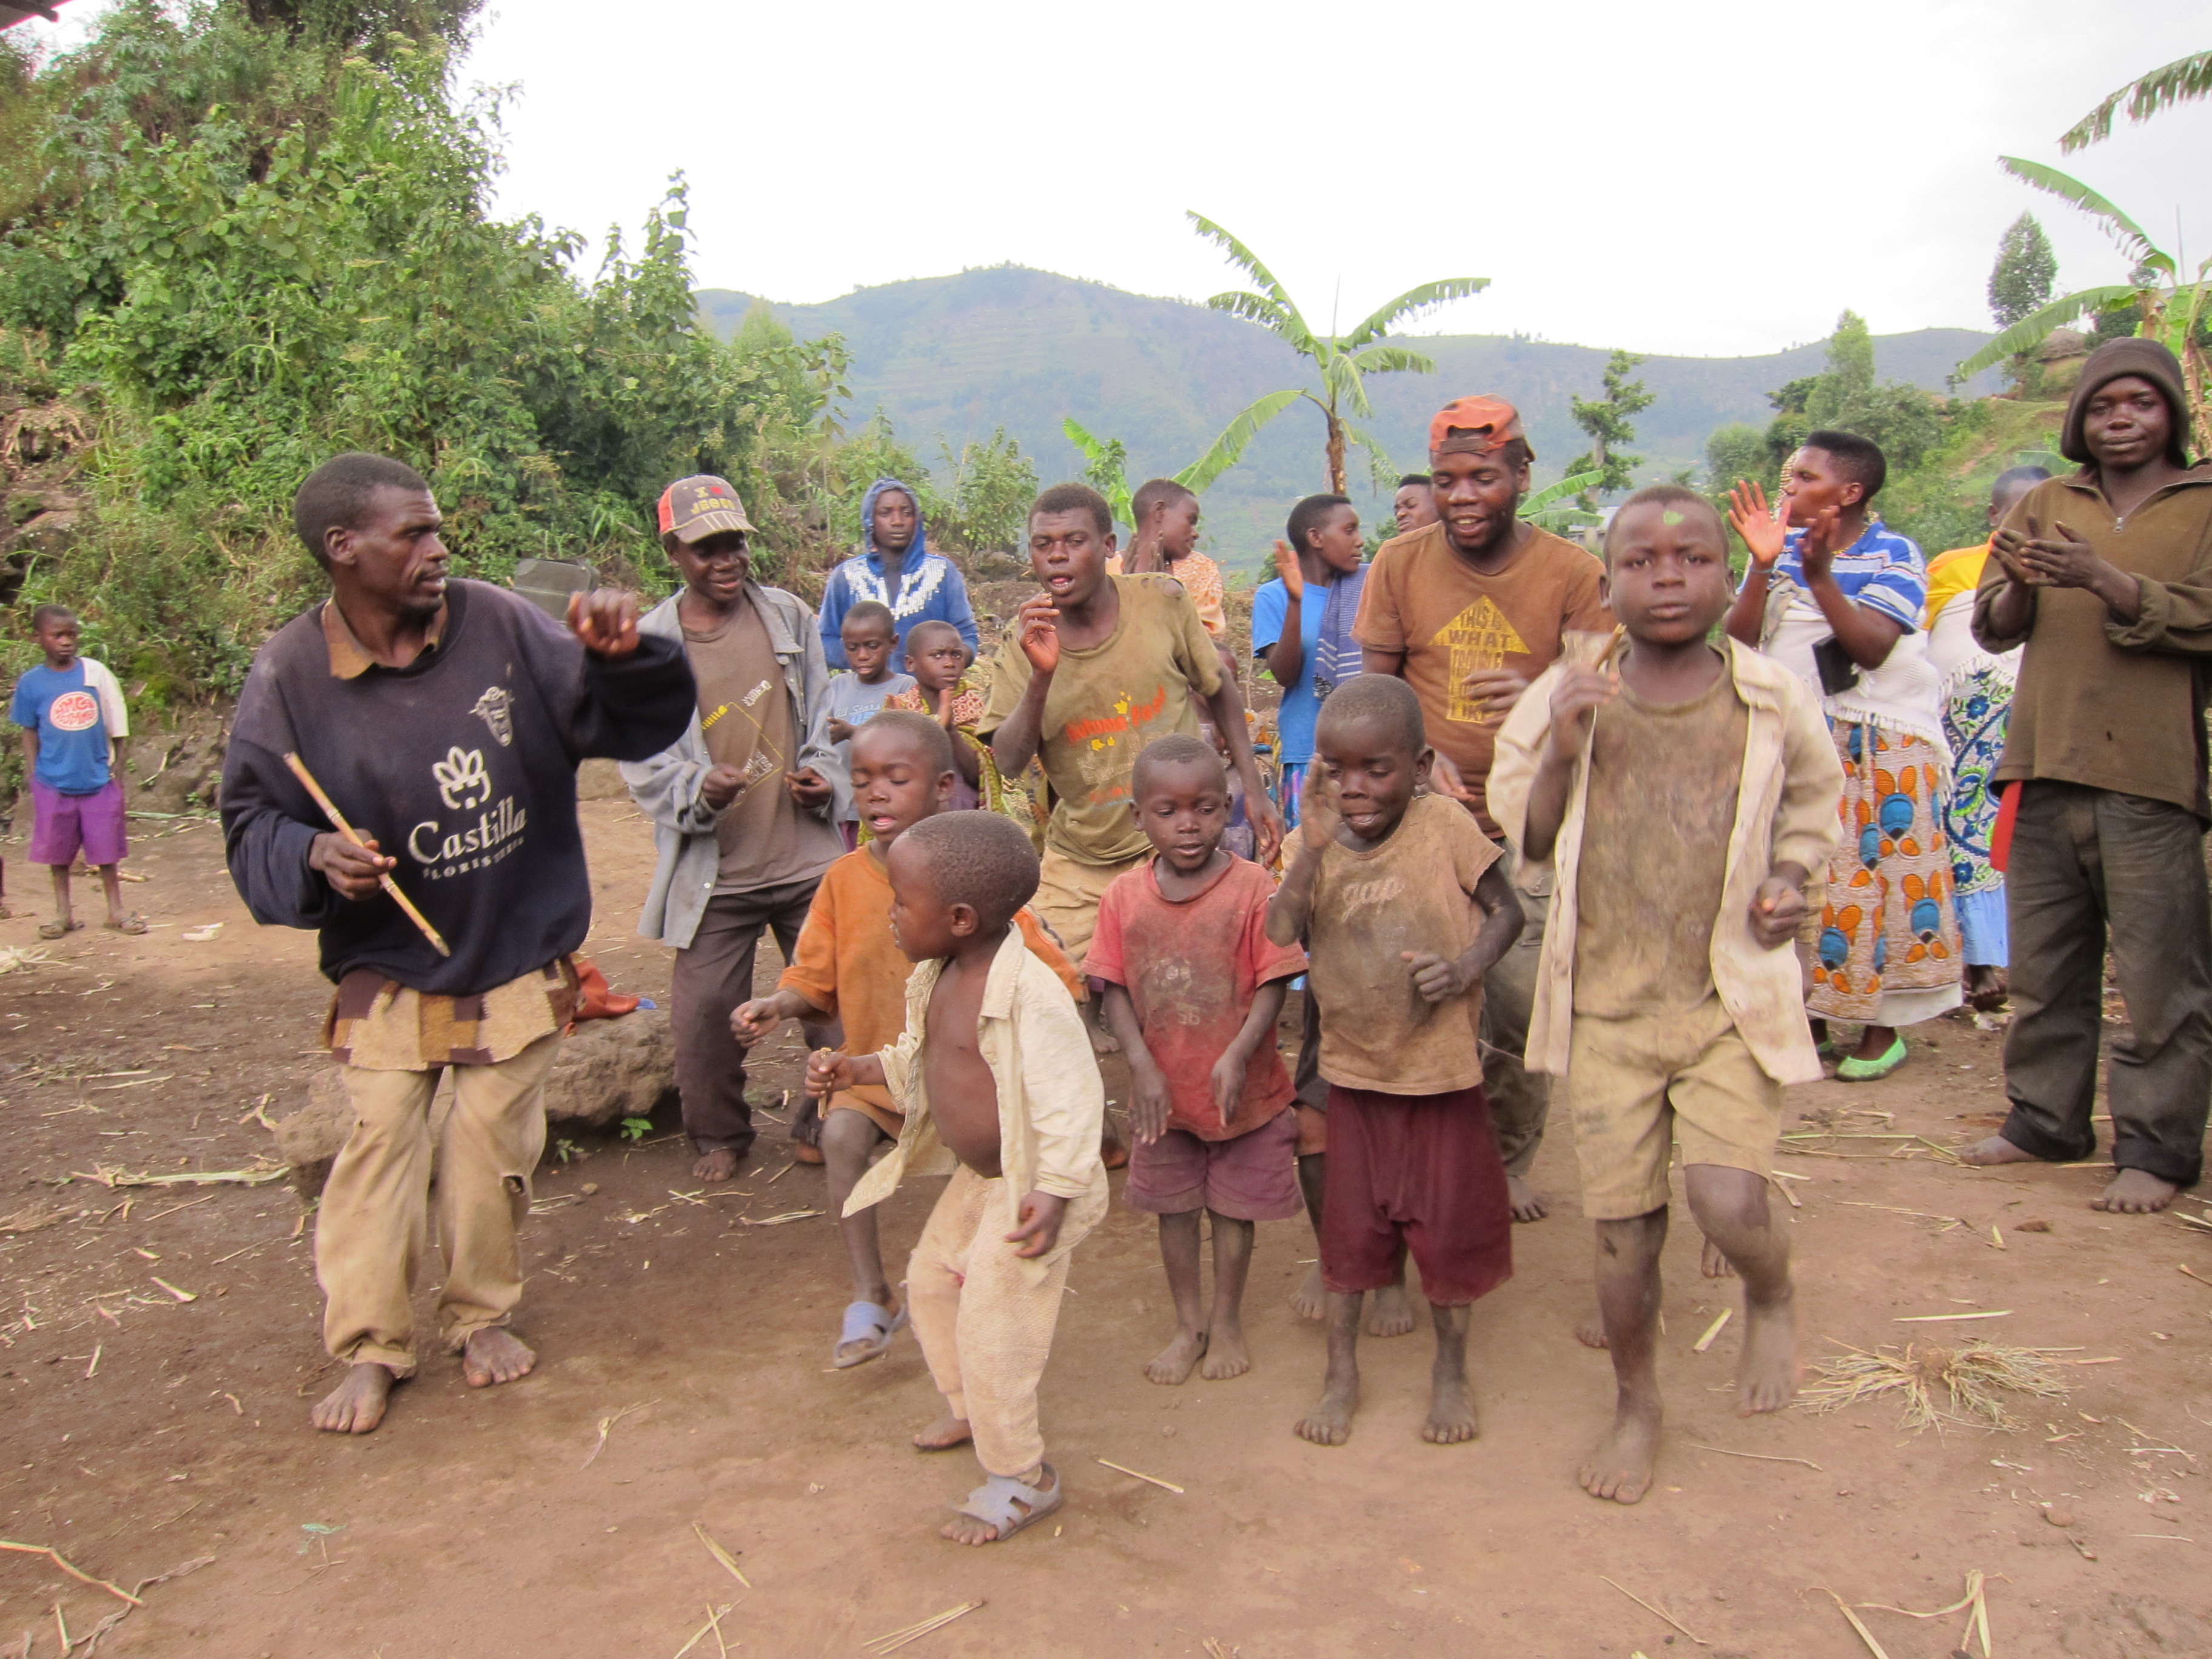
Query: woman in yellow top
1922 466 2049 1010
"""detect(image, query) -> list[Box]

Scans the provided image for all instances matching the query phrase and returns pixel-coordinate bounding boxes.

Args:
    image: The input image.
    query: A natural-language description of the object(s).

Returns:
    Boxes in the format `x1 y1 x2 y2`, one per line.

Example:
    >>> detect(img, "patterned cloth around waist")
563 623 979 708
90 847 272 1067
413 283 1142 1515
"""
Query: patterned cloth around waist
326 958 578 1069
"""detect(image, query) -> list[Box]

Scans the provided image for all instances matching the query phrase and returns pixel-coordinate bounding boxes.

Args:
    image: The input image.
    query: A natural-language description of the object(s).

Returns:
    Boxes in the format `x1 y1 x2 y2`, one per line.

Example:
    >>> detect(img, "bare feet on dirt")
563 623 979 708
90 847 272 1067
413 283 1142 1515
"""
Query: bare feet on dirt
692 1147 742 1182
311 1362 397 1434
1421 1375 1480 1444
1363 1281 1416 1338
1145 1327 1208 1385
1735 1295 1798 1415
1575 1307 1608 1349
1964 964 2008 1012
1289 1262 1327 1321
1199 1324 1250 1382
462 1327 537 1389
2095 1168 2179 1214
1701 1235 1737 1279
1295 1376 1358 1446
1578 1395 1661 1503
912 1415 973 1451
1507 1174 1547 1222
1959 1134 2038 1168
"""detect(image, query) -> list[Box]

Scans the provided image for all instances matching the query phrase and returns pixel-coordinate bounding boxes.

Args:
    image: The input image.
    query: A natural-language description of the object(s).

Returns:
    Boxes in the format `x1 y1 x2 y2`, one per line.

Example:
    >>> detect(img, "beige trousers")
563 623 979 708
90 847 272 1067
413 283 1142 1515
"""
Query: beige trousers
315 1034 561 1372
907 1164 1102 1478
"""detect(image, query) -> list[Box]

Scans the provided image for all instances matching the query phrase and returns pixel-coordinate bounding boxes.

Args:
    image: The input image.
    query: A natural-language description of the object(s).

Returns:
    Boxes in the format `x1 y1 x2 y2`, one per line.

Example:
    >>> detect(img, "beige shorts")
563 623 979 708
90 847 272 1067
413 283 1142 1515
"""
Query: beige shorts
1032 846 1148 970
1562 998 1781 1221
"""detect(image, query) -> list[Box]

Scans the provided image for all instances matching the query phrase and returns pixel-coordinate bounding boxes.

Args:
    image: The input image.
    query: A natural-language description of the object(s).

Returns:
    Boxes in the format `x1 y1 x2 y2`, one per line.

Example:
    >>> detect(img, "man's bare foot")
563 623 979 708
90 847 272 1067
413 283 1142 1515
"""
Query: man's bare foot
1959 1134 2040 1167
1364 1281 1416 1338
461 1327 537 1389
1701 1235 1737 1279
1735 1295 1798 1415
1295 1376 1358 1446
1965 964 2009 1011
311 1362 397 1433
1145 1327 1207 1385
1200 1325 1250 1381
1507 1174 1547 1222
913 1414 973 1451
1575 1307 1609 1349
2094 1168 2179 1214
1579 1395 1662 1503
692 1147 742 1182
1421 1375 1480 1444
1289 1262 1327 1321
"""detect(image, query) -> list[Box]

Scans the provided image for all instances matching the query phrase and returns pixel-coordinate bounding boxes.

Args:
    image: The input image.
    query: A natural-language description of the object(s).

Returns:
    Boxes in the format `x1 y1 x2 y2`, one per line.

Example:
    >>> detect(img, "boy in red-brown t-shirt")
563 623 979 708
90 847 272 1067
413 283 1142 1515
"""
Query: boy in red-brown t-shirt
1088 734 1307 1386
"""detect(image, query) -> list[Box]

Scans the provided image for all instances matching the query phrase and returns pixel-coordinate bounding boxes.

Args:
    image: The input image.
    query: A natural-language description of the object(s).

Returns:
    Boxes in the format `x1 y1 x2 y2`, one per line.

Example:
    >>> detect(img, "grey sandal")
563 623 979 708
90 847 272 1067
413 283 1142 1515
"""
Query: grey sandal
833 1299 908 1369
948 1463 1062 1542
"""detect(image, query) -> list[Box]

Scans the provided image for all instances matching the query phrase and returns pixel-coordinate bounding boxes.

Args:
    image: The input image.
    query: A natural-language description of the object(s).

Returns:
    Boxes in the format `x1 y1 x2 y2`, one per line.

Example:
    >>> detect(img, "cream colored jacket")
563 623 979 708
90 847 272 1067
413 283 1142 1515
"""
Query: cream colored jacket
1489 637 1843 1085
843 928 1108 1216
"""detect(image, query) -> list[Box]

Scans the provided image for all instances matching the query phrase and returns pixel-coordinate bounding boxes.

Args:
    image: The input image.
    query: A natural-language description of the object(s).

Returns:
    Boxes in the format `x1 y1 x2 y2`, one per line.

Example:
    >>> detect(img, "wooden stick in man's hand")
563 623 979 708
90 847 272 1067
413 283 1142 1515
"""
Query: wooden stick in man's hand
283 751 452 957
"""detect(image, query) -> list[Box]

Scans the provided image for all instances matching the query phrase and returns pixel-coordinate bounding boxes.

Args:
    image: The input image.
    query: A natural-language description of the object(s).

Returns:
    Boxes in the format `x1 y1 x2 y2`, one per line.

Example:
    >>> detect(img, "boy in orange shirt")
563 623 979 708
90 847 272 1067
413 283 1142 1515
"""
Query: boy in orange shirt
731 711 1082 1366
1089 734 1307 1385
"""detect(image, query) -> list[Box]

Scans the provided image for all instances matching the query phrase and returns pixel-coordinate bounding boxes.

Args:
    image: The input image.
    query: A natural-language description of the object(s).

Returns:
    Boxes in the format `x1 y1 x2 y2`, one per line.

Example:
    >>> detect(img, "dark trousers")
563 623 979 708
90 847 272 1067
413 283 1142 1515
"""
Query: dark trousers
1999 782 2212 1187
671 880 833 1156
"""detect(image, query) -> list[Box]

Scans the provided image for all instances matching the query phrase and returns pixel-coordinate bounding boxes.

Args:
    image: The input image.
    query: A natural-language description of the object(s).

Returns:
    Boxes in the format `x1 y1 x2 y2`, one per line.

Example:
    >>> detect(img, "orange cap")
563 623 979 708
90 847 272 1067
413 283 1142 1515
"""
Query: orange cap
1429 396 1529 459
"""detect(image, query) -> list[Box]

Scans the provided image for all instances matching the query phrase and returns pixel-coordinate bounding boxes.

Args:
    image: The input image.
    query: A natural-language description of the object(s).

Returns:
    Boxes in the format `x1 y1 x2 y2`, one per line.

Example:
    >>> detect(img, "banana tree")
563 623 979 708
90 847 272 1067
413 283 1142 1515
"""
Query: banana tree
2059 48 2212 150
1955 158 2210 454
1061 417 1134 528
1178 213 1486 495
1517 469 1606 533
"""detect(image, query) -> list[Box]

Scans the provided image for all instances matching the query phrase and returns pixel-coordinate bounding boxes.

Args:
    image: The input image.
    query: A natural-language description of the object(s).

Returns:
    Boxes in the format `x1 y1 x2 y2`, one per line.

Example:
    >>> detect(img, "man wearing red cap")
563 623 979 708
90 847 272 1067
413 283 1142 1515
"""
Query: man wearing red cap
1355 397 1609 1221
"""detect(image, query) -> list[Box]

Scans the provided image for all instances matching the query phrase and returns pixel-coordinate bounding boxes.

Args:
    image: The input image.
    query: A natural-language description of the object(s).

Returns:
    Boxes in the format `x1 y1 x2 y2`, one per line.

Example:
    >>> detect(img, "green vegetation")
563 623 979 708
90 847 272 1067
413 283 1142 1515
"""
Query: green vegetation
1564 350 1652 504
1988 213 2057 329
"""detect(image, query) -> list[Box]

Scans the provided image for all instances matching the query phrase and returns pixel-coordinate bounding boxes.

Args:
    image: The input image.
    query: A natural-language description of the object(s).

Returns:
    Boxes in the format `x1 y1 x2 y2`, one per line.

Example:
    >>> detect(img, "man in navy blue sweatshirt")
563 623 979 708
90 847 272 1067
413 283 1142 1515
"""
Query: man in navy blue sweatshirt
222 452 694 1435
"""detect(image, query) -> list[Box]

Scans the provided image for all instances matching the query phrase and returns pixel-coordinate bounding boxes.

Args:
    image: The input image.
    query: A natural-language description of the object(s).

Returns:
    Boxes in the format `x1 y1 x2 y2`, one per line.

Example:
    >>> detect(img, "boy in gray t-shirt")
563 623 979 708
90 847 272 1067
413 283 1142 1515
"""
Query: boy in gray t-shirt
821 600 914 844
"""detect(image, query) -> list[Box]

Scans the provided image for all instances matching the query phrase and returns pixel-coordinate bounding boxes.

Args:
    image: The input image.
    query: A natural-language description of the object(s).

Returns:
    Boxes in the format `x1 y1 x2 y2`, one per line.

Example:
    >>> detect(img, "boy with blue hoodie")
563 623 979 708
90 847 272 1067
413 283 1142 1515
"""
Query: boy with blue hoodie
818 477 980 671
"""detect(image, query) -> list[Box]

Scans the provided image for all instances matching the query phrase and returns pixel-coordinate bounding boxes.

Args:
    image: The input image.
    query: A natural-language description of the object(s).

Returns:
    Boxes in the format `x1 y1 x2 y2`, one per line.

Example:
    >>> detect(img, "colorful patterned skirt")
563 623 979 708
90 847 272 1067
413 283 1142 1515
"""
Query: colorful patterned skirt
1809 721 1964 1025
1940 662 2014 967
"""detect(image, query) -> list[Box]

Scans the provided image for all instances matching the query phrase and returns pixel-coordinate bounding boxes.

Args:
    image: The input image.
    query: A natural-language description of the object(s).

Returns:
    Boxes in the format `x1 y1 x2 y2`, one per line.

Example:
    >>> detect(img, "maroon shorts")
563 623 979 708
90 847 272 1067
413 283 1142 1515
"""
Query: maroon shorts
1123 1110 1301 1221
1320 1084 1512 1306
29 779 127 868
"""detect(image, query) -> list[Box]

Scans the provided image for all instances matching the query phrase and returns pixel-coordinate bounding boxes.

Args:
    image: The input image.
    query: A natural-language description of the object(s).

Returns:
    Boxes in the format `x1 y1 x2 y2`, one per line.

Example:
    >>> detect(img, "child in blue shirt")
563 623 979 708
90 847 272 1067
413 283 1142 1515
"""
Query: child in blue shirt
1252 494 1369 828
9 605 139 936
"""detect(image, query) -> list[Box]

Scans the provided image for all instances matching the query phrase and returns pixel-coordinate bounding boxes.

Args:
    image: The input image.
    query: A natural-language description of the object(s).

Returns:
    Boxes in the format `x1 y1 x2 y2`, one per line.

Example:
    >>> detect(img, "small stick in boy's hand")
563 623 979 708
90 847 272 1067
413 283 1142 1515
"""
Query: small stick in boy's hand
282 752 451 957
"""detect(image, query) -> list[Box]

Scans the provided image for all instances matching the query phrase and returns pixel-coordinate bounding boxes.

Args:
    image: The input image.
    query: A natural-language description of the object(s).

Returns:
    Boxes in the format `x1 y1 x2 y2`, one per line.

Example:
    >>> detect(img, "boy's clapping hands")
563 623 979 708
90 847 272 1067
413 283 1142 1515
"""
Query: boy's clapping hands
805 1047 885 1099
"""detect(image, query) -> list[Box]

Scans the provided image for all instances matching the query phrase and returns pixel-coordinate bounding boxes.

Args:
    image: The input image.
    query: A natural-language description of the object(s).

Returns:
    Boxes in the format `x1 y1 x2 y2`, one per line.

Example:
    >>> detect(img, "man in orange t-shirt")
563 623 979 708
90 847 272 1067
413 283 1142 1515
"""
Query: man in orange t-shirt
1354 397 1609 1224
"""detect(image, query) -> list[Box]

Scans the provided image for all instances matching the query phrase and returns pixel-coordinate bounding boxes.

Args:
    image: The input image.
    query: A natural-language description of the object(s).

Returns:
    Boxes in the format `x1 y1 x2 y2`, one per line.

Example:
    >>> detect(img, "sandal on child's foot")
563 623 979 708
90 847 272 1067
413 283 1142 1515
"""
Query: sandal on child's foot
1836 1036 1907 1082
105 913 147 936
943 1464 1062 1544
833 1299 907 1369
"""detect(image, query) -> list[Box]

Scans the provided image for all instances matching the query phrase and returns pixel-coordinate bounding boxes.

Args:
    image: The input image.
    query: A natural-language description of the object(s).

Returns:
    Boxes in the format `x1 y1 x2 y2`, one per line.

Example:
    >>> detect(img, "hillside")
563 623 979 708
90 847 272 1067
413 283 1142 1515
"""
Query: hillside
699 267 1997 566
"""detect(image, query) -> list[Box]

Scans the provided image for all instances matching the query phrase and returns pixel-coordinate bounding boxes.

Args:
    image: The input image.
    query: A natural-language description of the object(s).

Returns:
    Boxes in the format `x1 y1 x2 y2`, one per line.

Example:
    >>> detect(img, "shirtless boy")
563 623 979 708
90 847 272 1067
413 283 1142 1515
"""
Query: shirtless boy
811 812 1108 1544
732 712 1081 1367
1089 734 1307 1385
1265 675 1523 1446
1492 486 1842 1502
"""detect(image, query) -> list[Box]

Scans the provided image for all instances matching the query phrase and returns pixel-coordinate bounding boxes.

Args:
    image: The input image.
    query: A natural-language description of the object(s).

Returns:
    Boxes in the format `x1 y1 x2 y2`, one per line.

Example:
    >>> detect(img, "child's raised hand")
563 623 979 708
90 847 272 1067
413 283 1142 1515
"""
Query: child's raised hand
1403 950 1473 1004
1749 876 1806 950
1298 765 1343 845
1016 595 1061 675
1546 664 1617 762
1726 481 1789 571
729 997 783 1048
804 1047 856 1100
1272 539 1305 602
1128 1062 1175 1147
1005 1189 1068 1259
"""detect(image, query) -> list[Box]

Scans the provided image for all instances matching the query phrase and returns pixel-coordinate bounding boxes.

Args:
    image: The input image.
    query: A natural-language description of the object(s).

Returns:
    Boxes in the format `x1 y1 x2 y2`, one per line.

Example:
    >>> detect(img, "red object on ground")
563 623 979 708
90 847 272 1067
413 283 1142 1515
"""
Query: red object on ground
570 956 641 1022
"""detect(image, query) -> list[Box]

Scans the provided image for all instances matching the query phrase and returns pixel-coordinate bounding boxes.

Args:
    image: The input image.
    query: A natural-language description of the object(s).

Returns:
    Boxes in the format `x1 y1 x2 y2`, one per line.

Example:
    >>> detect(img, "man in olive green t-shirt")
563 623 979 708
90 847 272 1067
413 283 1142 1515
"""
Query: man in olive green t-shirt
985 483 1280 981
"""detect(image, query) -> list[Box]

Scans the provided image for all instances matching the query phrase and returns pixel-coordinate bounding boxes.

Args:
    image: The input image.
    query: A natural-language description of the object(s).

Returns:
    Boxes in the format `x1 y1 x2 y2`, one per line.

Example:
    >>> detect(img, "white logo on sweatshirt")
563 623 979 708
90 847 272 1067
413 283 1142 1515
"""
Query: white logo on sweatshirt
471 686 514 746
433 746 492 811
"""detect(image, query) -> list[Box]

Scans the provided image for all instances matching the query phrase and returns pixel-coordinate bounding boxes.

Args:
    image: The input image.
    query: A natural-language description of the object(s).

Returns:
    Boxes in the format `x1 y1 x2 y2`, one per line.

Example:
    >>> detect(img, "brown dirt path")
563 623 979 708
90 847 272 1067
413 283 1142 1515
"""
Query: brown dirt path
0 802 2207 1657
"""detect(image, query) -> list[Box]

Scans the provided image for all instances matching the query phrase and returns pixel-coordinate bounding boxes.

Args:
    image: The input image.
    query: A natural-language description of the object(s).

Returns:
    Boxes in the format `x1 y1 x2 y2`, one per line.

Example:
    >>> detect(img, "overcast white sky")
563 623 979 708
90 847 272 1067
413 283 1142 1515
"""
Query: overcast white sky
27 1 2212 357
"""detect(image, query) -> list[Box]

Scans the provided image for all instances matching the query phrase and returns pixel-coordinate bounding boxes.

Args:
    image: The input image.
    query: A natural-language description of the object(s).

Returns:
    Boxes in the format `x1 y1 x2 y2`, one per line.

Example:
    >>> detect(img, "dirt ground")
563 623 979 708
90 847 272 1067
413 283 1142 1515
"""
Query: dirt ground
1 800 2209 1658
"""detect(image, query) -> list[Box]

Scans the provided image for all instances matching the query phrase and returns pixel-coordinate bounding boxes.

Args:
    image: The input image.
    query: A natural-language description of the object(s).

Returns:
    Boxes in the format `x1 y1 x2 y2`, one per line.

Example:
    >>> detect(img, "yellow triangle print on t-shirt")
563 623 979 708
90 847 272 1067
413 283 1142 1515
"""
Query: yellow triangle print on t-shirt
1435 597 1527 722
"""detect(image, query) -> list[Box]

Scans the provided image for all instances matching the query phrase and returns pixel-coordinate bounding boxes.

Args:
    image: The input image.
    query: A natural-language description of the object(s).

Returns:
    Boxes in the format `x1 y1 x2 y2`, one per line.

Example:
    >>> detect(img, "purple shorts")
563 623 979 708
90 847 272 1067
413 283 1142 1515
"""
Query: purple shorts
30 778 127 868
1123 1110 1301 1221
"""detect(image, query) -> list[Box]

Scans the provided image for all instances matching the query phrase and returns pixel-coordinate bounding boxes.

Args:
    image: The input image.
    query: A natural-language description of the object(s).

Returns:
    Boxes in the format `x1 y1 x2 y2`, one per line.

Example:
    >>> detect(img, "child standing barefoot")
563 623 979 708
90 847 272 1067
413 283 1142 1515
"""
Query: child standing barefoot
1492 486 1843 1504
10 606 140 938
1265 676 1523 1447
1087 734 1307 1385
811 812 1108 1544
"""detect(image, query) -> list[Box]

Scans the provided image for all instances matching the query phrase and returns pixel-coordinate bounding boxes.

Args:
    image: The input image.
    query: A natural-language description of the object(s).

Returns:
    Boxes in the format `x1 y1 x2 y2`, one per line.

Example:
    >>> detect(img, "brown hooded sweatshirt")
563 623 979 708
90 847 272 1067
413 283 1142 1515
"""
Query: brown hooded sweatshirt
1973 340 2212 816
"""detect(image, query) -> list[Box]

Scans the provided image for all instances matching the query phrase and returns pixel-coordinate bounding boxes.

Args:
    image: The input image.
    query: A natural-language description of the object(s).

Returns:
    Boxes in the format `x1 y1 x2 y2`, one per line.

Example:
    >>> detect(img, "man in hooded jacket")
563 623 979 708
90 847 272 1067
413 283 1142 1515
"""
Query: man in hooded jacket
818 478 980 671
1963 338 2212 1215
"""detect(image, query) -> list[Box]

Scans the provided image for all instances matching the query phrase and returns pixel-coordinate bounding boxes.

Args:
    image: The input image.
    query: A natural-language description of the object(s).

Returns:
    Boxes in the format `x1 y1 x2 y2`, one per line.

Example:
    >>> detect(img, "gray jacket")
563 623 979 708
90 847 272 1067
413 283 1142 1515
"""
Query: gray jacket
619 586 843 949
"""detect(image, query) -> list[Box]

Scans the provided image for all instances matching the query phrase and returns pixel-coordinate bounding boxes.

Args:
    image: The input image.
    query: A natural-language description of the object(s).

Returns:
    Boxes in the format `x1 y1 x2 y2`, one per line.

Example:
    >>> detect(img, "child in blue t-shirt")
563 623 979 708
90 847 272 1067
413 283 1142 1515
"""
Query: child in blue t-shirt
9 605 140 937
1252 494 1369 826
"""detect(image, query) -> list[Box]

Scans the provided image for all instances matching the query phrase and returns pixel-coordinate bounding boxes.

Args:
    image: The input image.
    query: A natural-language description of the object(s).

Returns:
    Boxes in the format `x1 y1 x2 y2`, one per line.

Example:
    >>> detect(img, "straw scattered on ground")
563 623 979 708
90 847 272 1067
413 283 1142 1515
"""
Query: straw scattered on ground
1800 1341 2067 1432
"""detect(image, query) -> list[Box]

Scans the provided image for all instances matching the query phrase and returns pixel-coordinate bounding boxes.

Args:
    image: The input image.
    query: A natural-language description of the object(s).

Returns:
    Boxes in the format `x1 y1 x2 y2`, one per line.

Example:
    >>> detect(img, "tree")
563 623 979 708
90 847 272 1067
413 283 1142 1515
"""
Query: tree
1563 349 1652 501
1988 213 2057 327
1179 212 1486 495
1059 417 1133 529
1702 423 1769 495
2060 48 2212 151
1764 312 1947 474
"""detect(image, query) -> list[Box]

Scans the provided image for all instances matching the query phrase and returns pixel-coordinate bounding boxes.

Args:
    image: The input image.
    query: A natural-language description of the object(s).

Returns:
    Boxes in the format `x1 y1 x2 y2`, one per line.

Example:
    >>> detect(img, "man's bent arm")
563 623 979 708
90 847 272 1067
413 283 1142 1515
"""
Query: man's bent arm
220 735 338 930
989 666 1051 778
558 632 696 763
